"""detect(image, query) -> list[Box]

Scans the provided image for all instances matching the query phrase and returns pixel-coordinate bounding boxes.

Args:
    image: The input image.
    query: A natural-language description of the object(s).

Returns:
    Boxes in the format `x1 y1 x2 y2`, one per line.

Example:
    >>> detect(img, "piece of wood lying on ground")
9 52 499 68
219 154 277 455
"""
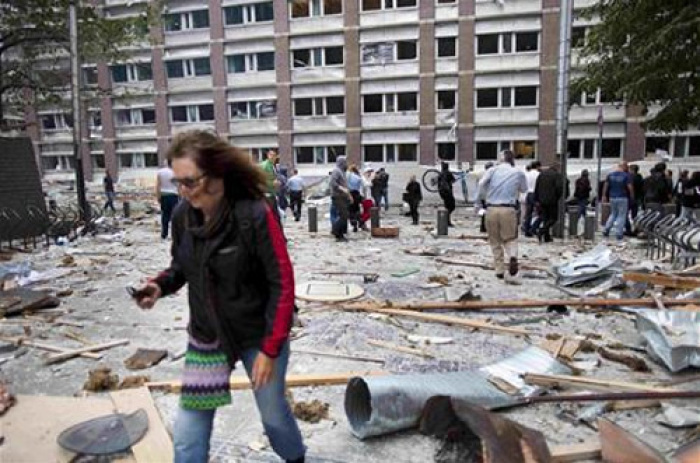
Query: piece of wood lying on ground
549 441 602 462
0 335 101 360
146 371 387 393
2 394 136 463
598 347 651 372
598 417 665 463
651 293 667 311
609 399 660 411
540 338 582 361
455 234 489 240
435 257 493 269
508 390 700 409
366 339 433 358
353 306 529 336
124 348 168 370
623 272 700 290
343 297 700 311
522 373 673 393
63 330 93 345
110 387 174 463
293 348 385 364
44 339 130 365
662 372 700 386
370 226 399 238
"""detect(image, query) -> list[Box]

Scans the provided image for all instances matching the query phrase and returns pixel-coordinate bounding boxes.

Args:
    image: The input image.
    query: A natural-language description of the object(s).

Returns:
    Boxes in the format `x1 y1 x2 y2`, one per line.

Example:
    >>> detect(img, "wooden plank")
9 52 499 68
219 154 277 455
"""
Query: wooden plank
44 338 129 364
366 339 433 358
110 388 174 463
347 306 530 336
522 373 673 393
550 441 602 462
623 272 700 290
293 348 385 364
146 371 386 393
2 394 135 463
343 298 700 312
0 335 101 359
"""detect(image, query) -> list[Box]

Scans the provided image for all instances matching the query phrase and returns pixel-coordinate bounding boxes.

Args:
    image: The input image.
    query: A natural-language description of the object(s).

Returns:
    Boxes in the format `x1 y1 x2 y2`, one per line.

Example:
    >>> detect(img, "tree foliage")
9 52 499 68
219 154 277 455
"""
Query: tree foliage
572 0 700 132
0 0 153 125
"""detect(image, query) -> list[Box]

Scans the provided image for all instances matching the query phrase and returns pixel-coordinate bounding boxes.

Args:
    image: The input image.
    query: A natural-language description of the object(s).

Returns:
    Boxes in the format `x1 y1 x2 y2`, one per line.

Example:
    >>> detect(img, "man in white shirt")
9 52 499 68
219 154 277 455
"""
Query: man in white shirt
521 161 541 237
286 169 305 222
156 160 179 239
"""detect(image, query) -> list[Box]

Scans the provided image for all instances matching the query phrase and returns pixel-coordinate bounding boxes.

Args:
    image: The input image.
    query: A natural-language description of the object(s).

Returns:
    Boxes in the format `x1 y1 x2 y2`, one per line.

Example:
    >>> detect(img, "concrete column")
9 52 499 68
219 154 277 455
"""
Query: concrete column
458 1 475 164
345 1 361 166
539 1 560 165
419 1 435 164
625 105 645 162
97 62 118 179
151 15 170 162
209 0 229 137
274 1 292 165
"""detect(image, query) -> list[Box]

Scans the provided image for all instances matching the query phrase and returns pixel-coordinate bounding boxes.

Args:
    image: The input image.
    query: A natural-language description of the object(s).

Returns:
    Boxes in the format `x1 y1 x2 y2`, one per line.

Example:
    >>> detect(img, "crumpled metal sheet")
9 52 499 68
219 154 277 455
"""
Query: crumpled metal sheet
553 245 622 287
344 347 571 439
57 409 148 455
657 403 700 428
636 309 700 372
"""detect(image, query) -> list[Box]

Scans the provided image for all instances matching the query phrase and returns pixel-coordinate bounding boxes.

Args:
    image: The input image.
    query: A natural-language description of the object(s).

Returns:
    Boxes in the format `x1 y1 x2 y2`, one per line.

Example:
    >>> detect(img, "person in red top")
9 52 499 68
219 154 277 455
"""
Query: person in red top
132 130 305 463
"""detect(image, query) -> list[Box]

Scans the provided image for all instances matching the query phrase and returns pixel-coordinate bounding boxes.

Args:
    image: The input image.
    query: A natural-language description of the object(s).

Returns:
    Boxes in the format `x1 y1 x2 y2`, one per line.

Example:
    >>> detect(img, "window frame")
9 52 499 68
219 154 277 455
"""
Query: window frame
436 36 457 58
230 100 277 120
170 104 215 123
362 0 417 12
290 0 343 19
224 2 274 26
164 10 210 32
362 143 418 163
165 58 212 79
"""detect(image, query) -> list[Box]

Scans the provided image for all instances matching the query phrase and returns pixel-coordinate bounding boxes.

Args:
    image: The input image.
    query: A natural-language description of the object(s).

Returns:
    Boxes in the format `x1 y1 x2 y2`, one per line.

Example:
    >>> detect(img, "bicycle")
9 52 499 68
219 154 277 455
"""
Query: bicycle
421 162 471 205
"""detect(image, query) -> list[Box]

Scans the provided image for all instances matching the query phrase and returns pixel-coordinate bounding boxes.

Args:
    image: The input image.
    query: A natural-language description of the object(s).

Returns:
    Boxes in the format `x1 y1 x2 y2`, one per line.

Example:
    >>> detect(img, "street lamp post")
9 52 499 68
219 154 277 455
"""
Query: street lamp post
556 0 574 238
69 0 90 224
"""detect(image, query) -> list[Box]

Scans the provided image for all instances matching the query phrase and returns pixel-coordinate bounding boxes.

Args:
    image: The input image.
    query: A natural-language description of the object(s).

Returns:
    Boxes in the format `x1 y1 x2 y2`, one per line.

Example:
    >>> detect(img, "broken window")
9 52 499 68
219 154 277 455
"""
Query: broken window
437 37 456 57
324 0 342 14
437 143 456 160
476 142 498 160
325 46 344 65
397 144 417 161
397 92 417 111
567 139 581 158
291 0 310 18
437 90 455 110
602 138 622 158
515 32 538 52
83 67 98 85
293 49 311 68
396 41 417 60
514 86 537 106
364 145 384 162
476 88 498 108
92 155 105 169
326 96 344 114
583 139 595 158
477 34 499 55
295 147 313 163
142 109 156 124
571 26 587 48
513 140 536 159
363 94 383 113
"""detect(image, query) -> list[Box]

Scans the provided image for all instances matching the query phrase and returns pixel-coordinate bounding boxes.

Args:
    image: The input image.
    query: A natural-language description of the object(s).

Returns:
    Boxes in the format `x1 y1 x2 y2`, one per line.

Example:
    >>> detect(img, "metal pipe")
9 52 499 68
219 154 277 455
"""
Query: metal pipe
556 0 574 238
344 347 570 439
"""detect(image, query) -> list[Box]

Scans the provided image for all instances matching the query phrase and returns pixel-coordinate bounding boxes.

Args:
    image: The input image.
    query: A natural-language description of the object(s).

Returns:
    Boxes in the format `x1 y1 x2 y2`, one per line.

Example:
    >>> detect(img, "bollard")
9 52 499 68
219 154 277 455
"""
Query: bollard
308 205 317 233
552 221 563 239
370 207 380 229
584 213 596 240
568 208 579 237
123 201 130 218
437 209 448 236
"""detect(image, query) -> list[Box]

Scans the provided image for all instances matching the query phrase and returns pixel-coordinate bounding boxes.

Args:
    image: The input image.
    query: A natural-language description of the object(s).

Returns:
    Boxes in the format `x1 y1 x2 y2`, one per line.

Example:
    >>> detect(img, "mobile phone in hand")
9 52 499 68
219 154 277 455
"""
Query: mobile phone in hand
126 286 149 300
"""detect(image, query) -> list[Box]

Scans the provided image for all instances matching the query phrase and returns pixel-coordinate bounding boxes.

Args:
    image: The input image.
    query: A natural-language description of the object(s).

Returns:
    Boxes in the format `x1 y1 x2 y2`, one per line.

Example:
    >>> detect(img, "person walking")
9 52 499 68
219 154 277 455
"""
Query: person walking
156 160 179 239
438 162 456 227
379 168 390 211
347 164 363 232
286 169 305 222
674 170 689 217
330 156 352 242
521 161 541 236
680 171 700 222
573 169 591 220
371 168 389 211
132 130 305 463
259 149 280 211
643 164 672 214
602 162 633 241
533 163 564 243
103 171 117 214
404 175 422 225
477 150 527 283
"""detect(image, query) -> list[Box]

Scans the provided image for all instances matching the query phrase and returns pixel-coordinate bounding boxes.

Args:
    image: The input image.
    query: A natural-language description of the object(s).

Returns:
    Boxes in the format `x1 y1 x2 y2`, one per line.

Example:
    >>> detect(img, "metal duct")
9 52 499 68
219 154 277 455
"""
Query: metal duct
636 309 700 373
344 347 571 439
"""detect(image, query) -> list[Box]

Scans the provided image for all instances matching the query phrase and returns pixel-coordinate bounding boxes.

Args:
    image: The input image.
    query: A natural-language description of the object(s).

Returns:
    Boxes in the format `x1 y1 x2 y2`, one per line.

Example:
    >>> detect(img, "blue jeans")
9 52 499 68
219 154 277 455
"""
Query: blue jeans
381 188 389 210
577 198 588 219
604 197 628 239
159 194 179 239
330 202 338 227
173 342 305 463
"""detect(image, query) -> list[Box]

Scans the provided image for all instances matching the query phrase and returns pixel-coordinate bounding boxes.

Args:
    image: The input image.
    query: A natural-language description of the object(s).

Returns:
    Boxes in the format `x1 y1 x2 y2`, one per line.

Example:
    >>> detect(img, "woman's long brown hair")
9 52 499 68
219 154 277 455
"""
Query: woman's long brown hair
167 130 267 201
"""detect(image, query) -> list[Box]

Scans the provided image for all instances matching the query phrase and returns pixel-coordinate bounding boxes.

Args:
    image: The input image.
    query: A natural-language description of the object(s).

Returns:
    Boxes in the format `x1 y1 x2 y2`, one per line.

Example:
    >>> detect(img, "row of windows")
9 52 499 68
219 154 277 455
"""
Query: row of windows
476 86 538 109
476 32 539 55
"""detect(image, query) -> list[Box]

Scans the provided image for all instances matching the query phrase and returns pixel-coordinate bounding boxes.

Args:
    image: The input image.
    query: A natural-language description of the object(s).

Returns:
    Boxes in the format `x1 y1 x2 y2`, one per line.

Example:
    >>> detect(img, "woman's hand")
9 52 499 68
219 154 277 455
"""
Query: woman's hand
133 282 162 309
251 352 275 390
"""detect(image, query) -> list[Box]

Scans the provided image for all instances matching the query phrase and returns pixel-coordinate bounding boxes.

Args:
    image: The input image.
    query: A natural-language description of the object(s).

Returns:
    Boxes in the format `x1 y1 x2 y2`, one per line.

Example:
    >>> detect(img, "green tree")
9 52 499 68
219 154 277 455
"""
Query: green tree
573 1 700 132
0 0 154 128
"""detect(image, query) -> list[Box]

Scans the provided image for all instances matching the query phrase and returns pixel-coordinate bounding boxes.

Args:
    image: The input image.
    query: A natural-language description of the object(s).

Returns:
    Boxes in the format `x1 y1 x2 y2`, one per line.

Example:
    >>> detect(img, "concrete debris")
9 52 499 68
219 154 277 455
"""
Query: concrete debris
293 399 330 423
118 375 151 390
405 335 453 346
427 275 449 286
123 348 168 370
657 403 700 428
83 366 119 392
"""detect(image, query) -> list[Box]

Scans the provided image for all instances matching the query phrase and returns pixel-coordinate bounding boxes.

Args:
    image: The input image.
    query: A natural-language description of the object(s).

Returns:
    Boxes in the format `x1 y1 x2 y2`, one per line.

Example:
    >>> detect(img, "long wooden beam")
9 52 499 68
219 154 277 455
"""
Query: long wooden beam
343 298 700 312
0 335 101 360
623 272 700 290
146 371 387 393
44 339 130 364
522 373 673 393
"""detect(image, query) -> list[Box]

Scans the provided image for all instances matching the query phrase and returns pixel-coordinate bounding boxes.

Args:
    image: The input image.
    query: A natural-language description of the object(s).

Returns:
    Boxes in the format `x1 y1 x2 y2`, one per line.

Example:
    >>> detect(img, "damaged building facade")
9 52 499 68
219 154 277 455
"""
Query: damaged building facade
27 0 700 181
